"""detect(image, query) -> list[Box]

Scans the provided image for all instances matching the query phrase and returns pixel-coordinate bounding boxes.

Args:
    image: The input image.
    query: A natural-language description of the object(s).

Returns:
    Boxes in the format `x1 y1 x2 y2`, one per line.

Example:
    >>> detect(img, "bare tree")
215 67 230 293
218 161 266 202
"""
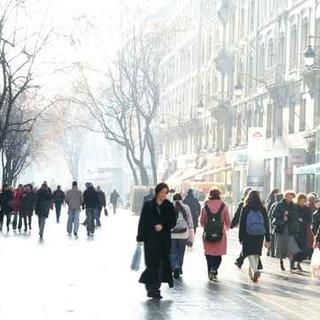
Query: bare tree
1 109 40 185
74 30 160 186
60 127 85 181
0 0 51 149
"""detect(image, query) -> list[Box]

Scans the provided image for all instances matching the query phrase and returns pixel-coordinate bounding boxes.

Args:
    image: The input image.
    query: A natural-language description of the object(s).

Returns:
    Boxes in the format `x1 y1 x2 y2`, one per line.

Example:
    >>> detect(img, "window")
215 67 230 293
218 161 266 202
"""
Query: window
266 103 272 138
249 0 255 32
276 105 283 137
301 18 309 52
290 25 298 69
248 56 254 88
279 34 285 68
267 39 274 68
288 99 295 134
259 44 266 77
300 98 306 131
314 92 320 127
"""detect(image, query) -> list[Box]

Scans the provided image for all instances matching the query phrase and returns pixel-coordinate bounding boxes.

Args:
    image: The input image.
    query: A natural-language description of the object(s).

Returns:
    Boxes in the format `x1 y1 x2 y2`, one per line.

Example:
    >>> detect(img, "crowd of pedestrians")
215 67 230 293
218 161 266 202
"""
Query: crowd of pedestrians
0 181 120 239
136 183 320 299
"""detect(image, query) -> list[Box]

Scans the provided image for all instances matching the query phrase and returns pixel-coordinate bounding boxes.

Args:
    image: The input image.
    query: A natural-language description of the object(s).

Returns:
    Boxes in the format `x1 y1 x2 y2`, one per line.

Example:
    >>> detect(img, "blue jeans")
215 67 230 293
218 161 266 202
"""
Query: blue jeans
170 239 187 271
67 209 80 234
86 208 96 234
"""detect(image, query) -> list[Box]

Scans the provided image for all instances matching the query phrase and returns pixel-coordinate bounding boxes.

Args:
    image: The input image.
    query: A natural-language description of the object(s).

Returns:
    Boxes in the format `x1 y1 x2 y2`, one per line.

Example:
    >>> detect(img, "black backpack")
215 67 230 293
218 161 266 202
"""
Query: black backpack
203 203 225 242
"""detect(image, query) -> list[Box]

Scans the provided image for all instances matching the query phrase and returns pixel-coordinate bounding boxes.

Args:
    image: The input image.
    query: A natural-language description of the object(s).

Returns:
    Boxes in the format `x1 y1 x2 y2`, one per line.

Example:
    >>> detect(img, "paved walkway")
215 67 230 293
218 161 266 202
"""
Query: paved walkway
0 209 320 319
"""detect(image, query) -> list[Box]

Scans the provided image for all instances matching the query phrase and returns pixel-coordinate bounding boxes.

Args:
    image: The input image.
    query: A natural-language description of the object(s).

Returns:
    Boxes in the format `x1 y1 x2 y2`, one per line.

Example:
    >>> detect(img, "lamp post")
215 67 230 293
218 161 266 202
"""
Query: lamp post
304 44 316 67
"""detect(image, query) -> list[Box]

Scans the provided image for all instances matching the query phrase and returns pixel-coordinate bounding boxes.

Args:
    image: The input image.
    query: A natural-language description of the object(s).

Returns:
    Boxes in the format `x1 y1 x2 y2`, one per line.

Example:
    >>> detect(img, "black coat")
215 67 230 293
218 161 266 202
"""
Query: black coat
183 194 201 228
239 205 270 256
53 189 65 204
137 199 176 287
272 200 299 235
21 191 36 214
83 187 99 209
231 201 244 229
97 191 106 209
296 205 312 254
35 187 52 218
312 209 320 237
0 189 13 214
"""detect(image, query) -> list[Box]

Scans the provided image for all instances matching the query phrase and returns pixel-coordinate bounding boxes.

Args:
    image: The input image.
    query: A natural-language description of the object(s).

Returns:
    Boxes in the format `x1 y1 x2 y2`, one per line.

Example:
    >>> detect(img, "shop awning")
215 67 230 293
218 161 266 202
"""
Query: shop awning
293 163 320 175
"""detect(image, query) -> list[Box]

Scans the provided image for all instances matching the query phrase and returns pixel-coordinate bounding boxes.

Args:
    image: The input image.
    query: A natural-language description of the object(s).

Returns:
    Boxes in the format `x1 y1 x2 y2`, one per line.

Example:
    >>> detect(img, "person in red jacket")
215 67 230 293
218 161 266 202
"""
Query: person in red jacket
12 184 24 231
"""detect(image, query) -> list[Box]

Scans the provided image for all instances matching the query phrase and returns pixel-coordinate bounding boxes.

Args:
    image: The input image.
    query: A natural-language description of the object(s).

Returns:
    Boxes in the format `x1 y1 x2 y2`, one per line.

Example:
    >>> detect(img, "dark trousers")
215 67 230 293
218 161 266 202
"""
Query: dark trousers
96 208 102 226
86 208 96 234
12 213 18 230
18 212 28 231
171 239 187 271
0 211 11 231
38 216 46 237
205 255 222 272
112 203 117 214
55 203 62 222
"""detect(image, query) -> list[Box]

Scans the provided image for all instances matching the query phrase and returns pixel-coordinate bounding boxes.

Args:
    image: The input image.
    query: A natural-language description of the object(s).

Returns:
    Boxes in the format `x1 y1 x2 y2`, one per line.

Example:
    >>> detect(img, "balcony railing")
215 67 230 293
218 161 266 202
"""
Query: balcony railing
262 65 285 87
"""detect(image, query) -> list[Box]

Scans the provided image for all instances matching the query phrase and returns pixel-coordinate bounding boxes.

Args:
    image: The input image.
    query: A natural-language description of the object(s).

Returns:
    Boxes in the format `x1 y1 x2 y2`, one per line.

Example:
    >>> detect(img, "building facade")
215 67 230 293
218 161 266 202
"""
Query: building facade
157 0 320 203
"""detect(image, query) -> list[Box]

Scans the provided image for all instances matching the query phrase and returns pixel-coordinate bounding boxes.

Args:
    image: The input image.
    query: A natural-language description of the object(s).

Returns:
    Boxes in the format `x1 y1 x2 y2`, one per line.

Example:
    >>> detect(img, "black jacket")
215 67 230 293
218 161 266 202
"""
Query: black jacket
183 194 201 228
97 191 106 209
231 201 244 229
313 209 320 243
83 187 99 209
0 189 13 214
137 199 176 287
296 205 312 254
272 200 299 235
36 187 52 217
21 191 36 214
53 189 65 204
239 205 270 256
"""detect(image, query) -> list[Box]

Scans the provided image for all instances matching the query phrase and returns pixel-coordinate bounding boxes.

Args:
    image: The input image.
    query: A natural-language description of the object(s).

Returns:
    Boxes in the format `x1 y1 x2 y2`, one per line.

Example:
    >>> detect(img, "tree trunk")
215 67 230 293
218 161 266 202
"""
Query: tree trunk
146 127 157 185
125 148 139 185
138 163 149 186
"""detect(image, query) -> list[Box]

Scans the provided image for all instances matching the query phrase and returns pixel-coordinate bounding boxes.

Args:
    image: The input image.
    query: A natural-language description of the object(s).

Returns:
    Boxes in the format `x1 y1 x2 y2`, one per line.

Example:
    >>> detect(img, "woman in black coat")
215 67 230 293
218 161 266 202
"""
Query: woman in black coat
272 191 300 272
239 190 270 282
137 183 176 300
295 193 312 270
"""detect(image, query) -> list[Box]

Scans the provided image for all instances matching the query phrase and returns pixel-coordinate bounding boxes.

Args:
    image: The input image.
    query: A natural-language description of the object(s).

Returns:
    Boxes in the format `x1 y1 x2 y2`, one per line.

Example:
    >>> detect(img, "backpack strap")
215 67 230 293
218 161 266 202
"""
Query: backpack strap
205 204 213 217
216 203 225 216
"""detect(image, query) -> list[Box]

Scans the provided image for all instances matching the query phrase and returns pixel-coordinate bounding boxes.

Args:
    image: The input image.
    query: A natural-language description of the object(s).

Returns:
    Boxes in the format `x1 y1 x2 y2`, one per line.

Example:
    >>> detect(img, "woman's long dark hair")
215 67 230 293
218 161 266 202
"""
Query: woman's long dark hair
244 190 264 210
173 193 187 220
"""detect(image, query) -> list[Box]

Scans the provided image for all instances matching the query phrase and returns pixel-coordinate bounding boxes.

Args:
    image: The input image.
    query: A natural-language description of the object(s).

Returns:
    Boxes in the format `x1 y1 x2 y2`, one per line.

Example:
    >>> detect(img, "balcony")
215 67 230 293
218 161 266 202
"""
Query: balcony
262 65 285 89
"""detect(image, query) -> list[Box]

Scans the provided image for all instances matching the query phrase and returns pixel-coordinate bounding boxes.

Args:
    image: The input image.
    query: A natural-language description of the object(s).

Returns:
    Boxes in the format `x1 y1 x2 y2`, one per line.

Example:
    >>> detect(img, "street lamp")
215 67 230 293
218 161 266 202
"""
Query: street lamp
159 118 166 129
304 44 316 67
197 100 205 114
234 79 244 97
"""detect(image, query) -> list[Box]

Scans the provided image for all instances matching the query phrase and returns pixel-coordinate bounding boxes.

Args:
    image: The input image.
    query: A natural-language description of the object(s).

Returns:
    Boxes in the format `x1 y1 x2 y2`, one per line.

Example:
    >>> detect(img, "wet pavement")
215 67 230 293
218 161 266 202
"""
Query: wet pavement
0 209 320 320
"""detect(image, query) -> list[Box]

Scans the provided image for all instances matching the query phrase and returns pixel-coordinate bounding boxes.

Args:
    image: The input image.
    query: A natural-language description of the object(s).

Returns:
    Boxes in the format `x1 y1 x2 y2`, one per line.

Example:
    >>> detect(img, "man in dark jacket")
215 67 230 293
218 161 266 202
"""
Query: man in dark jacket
0 184 13 232
83 183 99 236
19 184 36 232
35 183 53 239
96 186 106 226
52 185 65 223
183 189 201 233
110 189 120 214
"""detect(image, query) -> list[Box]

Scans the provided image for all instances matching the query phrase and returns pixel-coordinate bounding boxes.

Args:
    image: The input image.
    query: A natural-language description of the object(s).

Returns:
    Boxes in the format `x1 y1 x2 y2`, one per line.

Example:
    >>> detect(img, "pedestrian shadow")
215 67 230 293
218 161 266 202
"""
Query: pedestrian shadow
140 299 174 319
